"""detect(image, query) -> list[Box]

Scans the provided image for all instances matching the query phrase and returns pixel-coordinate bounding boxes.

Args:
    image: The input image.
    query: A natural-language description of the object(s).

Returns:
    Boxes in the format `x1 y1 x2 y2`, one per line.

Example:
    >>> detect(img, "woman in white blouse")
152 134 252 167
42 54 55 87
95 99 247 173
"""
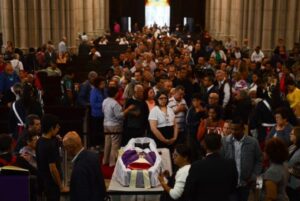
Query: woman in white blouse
148 90 178 148
158 143 192 201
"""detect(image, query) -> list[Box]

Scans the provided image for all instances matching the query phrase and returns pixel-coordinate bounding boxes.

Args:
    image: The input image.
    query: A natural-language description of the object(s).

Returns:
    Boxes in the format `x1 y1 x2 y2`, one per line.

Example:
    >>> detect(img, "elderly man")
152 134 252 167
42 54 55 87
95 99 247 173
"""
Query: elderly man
168 85 188 143
63 131 107 201
123 84 149 145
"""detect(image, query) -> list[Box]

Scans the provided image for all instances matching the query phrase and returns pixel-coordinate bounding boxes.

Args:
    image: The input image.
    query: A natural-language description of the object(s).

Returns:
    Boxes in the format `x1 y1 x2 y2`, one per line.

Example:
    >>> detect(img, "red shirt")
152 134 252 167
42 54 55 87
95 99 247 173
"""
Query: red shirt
0 63 6 73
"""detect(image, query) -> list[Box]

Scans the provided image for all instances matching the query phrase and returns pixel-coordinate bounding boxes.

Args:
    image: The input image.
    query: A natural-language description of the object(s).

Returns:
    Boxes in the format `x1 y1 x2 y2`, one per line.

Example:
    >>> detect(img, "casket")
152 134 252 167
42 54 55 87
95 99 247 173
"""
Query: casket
114 137 162 188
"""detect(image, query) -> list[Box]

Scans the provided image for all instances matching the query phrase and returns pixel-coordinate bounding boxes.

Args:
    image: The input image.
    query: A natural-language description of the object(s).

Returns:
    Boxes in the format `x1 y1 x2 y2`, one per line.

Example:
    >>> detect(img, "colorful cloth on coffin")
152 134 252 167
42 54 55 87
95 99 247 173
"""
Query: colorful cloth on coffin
121 149 156 170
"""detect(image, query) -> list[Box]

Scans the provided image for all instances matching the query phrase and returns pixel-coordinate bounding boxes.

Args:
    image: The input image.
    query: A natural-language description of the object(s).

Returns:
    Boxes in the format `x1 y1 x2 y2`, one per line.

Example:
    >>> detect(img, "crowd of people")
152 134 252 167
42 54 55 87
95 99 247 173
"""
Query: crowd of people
0 24 300 201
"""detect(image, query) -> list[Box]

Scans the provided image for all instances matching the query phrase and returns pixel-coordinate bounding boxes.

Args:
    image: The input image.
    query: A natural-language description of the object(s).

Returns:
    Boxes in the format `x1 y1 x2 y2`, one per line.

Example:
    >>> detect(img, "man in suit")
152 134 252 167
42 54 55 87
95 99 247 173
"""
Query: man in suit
202 74 218 105
63 131 107 201
185 133 238 201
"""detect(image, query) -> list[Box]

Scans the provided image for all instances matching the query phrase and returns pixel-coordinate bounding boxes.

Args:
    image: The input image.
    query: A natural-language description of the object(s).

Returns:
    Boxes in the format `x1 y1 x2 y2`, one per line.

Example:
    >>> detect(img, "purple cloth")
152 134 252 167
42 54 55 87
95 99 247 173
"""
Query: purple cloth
144 152 156 165
122 150 139 167
0 175 30 201
121 149 157 167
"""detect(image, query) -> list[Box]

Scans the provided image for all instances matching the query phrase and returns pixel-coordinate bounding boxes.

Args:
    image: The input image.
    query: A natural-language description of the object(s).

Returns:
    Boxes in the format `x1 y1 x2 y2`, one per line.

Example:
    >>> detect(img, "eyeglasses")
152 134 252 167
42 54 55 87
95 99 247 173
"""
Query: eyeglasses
158 97 168 100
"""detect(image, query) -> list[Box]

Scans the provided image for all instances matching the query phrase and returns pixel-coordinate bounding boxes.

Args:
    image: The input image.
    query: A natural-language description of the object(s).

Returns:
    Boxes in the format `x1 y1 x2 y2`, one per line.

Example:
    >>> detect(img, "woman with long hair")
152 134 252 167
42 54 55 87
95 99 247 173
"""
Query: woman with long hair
144 87 156 111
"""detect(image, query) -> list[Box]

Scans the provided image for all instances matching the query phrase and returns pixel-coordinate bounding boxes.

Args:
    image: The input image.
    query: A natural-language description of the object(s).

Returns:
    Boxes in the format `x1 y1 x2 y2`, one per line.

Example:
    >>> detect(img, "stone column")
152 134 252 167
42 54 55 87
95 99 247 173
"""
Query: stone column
41 0 51 43
247 0 255 47
27 0 39 48
209 0 215 35
51 0 60 44
220 0 228 39
60 0 66 38
69 0 76 48
297 1 300 42
104 0 110 32
273 0 286 45
66 0 71 43
0 2 2 34
261 0 274 50
225 0 231 38
18 0 29 50
84 0 94 37
205 0 211 31
228 0 240 43
99 0 106 35
74 0 84 35
214 0 221 38
236 0 244 44
286 0 297 48
253 0 263 47
241 0 249 41
12 0 20 46
93 0 101 36
1 0 14 45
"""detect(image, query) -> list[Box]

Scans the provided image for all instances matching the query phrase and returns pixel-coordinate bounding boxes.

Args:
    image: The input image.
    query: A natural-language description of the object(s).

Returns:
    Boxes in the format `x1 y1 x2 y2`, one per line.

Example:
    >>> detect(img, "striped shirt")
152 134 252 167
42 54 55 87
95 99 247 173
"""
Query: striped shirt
168 97 187 132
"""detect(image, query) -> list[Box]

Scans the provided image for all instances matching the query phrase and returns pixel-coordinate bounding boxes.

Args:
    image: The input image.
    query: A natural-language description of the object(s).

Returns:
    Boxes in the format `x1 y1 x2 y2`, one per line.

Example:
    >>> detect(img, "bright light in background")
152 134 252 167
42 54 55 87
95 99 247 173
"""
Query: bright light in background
145 0 170 27
128 17 131 32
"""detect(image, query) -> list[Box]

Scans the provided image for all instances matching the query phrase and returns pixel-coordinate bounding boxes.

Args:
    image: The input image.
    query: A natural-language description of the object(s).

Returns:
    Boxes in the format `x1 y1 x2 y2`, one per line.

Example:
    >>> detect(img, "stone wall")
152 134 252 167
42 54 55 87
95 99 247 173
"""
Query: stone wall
0 0 109 50
205 0 300 50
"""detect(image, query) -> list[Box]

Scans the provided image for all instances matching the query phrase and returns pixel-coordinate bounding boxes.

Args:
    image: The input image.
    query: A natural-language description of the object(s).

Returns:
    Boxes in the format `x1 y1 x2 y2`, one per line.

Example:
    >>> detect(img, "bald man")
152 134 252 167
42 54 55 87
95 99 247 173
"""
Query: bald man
122 84 149 145
63 131 107 201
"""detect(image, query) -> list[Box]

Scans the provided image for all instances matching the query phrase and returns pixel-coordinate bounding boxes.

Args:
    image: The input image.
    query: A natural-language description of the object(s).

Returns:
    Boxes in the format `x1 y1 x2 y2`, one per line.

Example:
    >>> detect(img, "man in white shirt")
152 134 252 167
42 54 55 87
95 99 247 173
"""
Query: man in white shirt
210 45 227 63
251 46 264 63
58 36 67 54
168 85 188 139
10 53 24 75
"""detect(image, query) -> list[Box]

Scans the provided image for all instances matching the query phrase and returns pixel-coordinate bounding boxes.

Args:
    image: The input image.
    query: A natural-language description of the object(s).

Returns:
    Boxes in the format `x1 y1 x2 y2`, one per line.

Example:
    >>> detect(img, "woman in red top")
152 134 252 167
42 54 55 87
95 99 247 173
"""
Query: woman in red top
197 105 224 141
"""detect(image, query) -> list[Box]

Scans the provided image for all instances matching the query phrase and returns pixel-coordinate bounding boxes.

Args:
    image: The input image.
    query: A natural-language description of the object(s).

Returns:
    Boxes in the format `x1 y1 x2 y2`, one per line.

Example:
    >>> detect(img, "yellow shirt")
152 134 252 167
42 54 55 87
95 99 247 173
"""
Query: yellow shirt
287 87 300 108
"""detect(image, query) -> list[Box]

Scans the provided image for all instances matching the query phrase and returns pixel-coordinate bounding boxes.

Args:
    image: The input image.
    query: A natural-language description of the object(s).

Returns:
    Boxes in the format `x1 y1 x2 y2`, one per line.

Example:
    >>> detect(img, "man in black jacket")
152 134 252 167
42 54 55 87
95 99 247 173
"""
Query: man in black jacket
184 133 238 201
122 84 149 145
63 131 107 201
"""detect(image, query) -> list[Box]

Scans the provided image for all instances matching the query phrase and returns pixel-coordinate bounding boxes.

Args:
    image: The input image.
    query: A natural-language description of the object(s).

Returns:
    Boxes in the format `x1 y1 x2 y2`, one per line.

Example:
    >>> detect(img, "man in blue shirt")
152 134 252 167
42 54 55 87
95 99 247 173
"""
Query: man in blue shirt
0 63 20 106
